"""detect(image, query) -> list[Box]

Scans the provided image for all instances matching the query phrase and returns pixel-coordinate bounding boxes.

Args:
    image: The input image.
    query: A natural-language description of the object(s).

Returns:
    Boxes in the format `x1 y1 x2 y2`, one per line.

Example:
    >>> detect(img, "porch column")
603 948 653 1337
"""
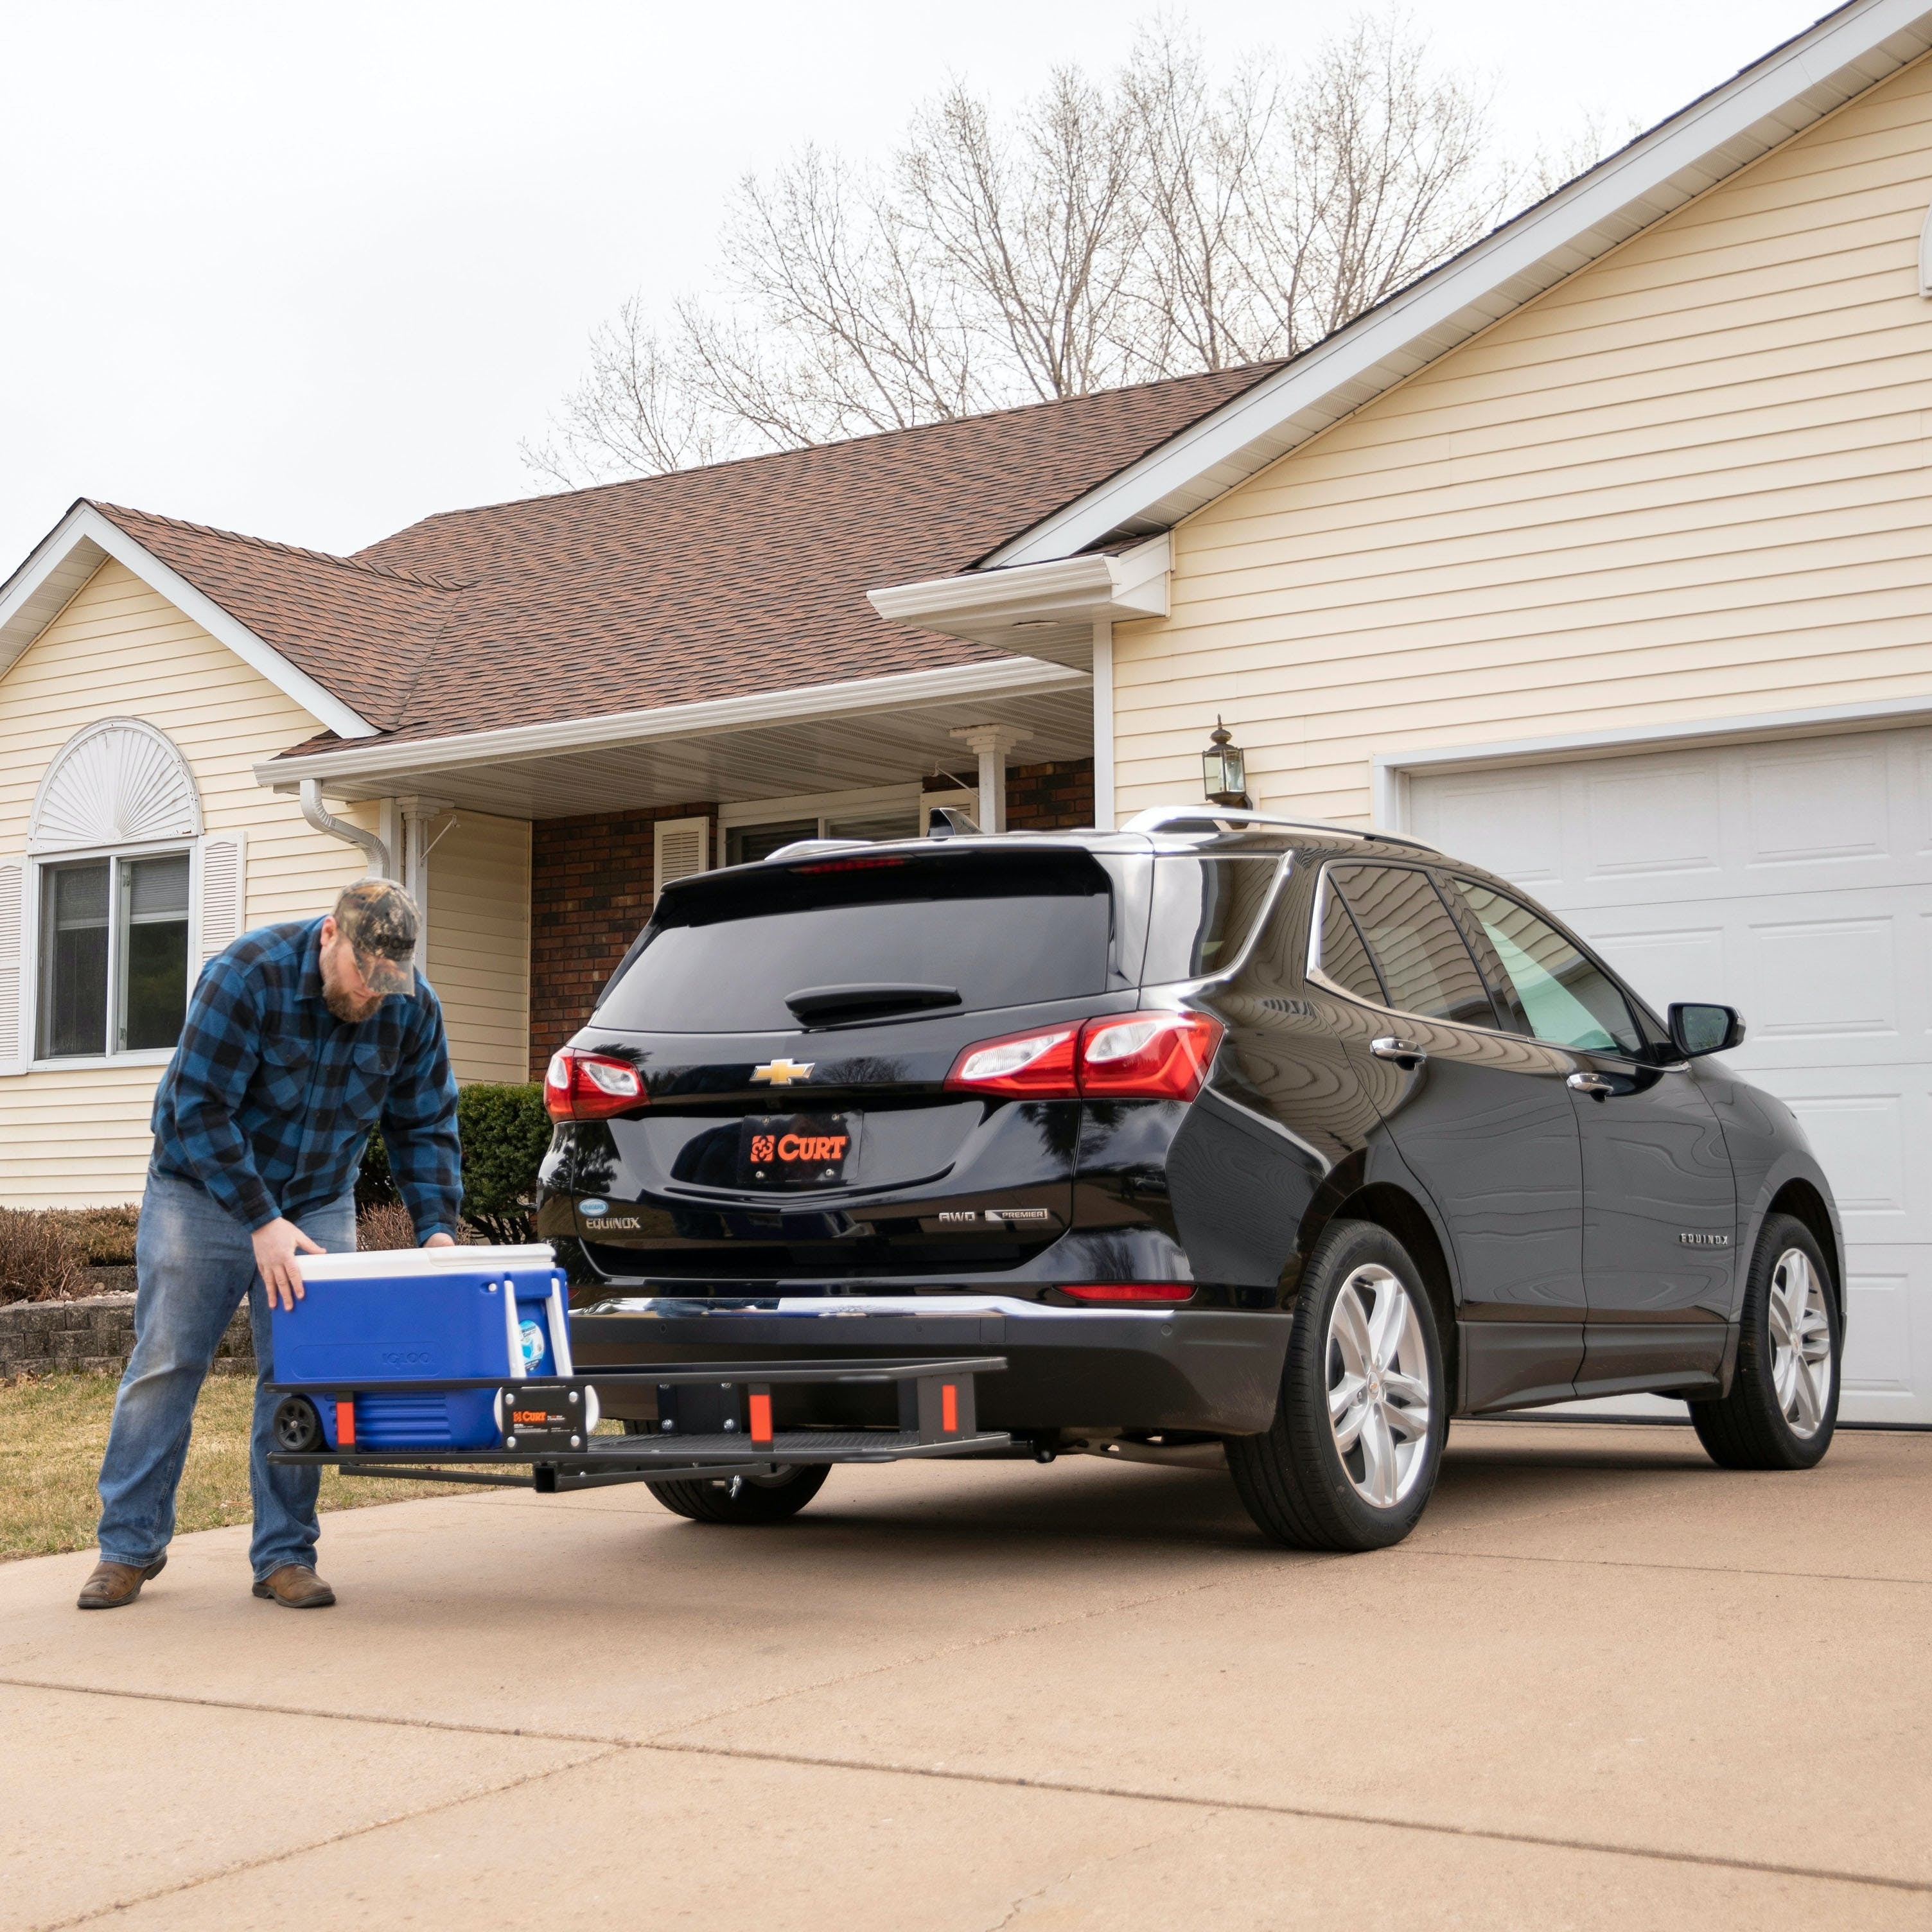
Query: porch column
950 726 1032 834
393 795 453 949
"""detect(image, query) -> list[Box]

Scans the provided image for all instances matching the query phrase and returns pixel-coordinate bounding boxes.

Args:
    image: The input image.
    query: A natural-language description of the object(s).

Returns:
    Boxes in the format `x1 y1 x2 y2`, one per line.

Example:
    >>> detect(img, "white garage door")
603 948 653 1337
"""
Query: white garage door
1410 724 1931 1425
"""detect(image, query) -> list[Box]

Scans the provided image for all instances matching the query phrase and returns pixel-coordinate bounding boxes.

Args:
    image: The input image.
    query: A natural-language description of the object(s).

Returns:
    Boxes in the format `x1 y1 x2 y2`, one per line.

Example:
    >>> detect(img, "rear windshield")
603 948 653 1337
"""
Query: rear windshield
597 849 1115 1032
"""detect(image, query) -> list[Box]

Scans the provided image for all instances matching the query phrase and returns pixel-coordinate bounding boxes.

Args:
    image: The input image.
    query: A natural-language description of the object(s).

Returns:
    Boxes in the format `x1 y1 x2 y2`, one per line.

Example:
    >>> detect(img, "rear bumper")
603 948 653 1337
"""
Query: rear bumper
570 1295 1288 1436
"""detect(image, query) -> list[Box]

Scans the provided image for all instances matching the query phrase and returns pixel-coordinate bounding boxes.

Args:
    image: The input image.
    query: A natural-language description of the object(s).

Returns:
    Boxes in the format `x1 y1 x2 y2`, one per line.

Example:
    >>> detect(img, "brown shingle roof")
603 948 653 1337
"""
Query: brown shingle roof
89 502 468 730
103 363 1281 750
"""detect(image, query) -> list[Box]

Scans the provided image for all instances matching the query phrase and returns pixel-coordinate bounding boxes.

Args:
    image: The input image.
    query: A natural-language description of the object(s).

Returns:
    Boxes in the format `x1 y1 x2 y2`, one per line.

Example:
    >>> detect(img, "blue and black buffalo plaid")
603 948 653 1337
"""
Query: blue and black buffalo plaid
150 917 461 1236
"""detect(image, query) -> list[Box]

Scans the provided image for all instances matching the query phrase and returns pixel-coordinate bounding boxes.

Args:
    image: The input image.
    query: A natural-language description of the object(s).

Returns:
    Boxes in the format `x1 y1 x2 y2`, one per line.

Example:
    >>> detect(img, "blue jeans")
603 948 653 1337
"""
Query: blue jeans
96 1168 356 1581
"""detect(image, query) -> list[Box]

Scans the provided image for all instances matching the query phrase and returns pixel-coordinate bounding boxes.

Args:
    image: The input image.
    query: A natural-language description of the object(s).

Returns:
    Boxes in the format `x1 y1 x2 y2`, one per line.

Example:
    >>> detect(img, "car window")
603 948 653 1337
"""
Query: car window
599 848 1114 1030
1328 865 1497 1027
1315 879 1385 1004
1141 856 1281 982
1447 879 1642 1056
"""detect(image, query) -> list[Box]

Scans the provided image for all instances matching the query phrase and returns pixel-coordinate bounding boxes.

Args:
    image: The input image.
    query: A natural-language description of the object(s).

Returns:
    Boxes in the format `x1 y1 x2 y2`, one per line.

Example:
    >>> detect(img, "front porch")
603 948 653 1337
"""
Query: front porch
256 661 1098 1082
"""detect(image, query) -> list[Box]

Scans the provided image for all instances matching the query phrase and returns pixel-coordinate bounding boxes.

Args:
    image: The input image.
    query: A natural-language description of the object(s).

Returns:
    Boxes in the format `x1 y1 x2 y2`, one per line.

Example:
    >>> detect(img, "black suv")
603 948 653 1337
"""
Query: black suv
540 807 1843 1552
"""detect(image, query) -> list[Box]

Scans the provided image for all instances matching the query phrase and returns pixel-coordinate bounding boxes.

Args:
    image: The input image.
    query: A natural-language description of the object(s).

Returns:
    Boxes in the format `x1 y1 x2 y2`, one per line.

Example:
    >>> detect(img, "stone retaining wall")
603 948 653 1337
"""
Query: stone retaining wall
0 1292 254 1382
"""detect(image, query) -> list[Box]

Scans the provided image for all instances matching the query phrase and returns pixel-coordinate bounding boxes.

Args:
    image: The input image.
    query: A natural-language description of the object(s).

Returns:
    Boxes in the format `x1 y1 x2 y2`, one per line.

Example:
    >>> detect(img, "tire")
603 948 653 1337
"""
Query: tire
643 1464 830 1524
1690 1213 1840 1471
1226 1219 1447 1552
272 1395 324 1455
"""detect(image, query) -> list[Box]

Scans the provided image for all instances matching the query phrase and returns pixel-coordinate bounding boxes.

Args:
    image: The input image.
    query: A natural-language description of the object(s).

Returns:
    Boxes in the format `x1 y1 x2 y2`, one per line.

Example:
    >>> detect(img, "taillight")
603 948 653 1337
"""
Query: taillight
1060 1283 1195 1303
944 1026 1079 1097
544 1048 645 1121
1076 1012 1223 1101
944 1012 1222 1103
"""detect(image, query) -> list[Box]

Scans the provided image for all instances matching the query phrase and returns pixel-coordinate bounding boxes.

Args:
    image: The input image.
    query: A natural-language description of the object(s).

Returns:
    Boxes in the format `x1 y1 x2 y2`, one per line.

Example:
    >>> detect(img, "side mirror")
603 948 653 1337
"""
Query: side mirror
1669 1002 1745 1059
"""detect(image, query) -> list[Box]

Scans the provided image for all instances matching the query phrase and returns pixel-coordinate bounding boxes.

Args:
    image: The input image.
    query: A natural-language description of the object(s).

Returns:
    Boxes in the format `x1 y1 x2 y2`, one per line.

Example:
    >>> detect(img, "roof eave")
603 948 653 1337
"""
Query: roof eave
984 0 1932 568
252 653 1091 794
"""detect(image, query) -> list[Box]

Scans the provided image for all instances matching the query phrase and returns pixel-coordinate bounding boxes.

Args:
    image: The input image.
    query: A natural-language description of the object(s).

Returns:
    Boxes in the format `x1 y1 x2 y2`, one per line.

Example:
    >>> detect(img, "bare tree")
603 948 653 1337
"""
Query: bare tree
525 12 1524 487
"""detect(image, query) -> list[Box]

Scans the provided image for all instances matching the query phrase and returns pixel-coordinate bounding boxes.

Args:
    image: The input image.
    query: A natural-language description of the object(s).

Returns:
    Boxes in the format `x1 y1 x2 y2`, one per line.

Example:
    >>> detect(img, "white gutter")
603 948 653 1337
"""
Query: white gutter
984 0 1932 566
866 538 1169 670
300 779 391 877
256 654 1087 791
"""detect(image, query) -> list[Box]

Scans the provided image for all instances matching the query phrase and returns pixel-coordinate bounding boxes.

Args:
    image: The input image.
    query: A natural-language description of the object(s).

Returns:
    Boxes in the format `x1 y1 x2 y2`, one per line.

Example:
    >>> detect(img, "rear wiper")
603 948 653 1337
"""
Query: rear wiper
784 983 962 1025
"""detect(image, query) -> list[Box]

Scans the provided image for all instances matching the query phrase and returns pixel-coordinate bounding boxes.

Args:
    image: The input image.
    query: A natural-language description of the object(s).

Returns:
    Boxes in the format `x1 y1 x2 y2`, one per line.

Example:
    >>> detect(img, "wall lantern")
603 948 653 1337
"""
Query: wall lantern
1201 717 1251 808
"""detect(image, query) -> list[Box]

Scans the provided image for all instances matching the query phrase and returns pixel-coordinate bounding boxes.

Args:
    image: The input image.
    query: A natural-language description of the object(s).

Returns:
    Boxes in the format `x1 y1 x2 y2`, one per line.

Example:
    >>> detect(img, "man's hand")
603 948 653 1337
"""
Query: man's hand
252 1217 326 1311
423 1232 456 1249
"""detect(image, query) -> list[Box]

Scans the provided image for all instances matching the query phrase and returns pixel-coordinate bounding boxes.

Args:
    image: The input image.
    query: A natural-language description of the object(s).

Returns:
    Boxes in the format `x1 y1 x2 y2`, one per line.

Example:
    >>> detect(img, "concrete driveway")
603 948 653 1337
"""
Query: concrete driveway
2 1418 1928 1931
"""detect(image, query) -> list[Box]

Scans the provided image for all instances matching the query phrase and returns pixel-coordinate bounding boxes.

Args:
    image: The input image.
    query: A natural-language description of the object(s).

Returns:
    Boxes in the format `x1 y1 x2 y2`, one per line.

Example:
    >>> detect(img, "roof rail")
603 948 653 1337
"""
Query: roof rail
1121 804 1440 854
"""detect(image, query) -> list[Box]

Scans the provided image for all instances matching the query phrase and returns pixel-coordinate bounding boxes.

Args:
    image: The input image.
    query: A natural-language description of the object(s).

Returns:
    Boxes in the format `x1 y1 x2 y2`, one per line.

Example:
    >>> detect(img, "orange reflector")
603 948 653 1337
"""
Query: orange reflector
748 1392 773 1443
335 1400 356 1447
941 1383 958 1433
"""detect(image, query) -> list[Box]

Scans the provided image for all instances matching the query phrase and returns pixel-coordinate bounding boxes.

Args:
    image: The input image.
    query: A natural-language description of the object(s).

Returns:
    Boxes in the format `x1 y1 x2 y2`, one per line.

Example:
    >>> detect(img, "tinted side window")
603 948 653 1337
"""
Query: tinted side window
1448 879 1641 1056
1330 865 1497 1027
1315 879 1385 1003
1142 856 1281 983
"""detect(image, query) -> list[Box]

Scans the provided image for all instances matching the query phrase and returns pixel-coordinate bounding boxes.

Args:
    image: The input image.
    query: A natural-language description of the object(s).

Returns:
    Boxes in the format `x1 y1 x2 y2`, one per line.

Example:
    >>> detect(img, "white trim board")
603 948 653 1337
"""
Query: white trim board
1371 693 1932 829
0 504 375 741
986 0 1932 566
257 656 1089 794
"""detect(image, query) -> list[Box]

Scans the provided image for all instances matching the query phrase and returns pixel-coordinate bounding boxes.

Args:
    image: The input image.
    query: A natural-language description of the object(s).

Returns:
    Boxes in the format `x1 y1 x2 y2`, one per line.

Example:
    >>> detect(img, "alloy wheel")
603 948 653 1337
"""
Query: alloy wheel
1768 1247 1832 1439
1325 1264 1434 1507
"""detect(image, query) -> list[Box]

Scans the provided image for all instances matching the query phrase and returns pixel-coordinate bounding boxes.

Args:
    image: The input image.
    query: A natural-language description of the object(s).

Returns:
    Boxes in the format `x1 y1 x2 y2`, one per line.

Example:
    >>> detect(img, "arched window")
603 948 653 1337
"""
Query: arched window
15 720 224 1062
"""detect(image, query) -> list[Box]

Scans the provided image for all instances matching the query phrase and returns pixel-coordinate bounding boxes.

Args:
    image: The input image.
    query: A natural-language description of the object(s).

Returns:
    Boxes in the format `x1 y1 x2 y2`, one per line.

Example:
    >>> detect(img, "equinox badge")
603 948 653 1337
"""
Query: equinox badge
752 1058 815 1085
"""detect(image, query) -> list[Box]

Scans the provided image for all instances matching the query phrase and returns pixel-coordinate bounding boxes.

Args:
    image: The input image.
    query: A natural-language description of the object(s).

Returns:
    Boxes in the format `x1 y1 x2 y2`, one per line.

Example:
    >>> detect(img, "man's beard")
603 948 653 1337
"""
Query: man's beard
324 985 383 1024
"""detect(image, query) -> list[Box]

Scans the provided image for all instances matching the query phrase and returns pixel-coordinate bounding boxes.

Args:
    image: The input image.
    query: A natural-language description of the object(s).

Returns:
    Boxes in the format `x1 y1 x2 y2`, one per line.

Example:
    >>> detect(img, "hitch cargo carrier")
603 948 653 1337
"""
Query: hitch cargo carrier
261 1243 1006 1492
266 1356 1009 1491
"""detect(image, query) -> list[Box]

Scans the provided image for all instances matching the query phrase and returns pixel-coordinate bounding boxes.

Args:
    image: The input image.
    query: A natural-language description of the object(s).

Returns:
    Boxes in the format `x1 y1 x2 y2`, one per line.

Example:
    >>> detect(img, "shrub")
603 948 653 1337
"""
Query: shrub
357 1082 552 1245
43 1205 141 1267
0 1209 85 1304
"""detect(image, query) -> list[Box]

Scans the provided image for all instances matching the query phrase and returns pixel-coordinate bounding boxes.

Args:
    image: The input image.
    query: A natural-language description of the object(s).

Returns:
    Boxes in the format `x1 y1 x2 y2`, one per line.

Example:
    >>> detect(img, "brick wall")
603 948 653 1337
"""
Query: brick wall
1004 757 1094 831
527 802 716 1079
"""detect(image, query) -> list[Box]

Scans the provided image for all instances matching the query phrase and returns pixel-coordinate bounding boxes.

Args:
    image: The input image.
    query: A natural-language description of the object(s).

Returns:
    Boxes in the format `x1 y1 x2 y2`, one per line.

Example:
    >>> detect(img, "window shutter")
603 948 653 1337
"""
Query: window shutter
196 833 248 966
653 816 710 901
0 862 24 1075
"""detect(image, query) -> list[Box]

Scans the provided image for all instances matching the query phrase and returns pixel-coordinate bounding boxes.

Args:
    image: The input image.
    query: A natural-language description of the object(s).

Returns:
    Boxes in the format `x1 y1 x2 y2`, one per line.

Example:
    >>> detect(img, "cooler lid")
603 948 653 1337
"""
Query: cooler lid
294 1242 558 1281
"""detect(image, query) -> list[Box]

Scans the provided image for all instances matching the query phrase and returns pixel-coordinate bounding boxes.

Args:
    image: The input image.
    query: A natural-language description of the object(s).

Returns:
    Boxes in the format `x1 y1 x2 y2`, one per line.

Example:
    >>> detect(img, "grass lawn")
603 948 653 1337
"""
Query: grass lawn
0 1374 466 1562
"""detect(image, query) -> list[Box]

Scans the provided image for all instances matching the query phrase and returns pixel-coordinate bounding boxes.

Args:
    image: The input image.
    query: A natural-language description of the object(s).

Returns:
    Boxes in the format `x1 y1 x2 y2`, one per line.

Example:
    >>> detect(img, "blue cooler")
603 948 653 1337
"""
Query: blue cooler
272 1243 572 1450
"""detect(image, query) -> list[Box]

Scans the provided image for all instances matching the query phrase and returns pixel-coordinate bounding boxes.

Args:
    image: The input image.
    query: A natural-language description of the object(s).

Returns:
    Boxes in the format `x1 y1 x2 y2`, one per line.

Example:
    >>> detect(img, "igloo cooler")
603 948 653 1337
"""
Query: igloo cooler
271 1243 571 1451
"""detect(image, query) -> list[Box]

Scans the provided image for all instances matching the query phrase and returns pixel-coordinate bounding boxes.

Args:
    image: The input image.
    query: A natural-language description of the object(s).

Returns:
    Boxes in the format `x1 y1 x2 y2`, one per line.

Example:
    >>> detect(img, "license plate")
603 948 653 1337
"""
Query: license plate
737 1114 857 1189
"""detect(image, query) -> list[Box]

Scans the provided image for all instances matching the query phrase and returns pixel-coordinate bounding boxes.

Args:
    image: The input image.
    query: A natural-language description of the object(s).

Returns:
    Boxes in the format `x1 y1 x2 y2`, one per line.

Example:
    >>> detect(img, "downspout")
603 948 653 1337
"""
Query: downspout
300 779 391 879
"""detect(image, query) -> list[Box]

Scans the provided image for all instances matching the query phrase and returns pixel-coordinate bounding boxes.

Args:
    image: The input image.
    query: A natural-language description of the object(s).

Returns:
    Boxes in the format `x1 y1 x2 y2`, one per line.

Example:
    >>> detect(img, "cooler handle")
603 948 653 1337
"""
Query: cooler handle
545 1278 575 1377
500 1280 525 1380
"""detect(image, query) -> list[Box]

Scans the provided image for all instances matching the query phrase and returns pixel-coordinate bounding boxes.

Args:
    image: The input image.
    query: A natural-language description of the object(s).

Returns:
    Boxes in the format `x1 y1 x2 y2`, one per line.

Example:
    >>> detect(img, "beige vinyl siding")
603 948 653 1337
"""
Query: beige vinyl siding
424 809 531 1085
1114 53 1932 823
0 558 376 1208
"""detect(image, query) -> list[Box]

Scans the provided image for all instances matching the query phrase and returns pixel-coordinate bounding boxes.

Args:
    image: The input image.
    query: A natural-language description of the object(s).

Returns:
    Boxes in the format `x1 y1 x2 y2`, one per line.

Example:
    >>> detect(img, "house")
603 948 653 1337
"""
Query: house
870 0 1932 1426
0 367 1269 1202
5 0 1931 1422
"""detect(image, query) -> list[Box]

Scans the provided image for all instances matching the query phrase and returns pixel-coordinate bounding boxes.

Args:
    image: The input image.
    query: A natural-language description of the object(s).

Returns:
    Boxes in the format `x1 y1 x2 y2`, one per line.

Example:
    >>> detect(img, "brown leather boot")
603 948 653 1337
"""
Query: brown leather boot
77 1555 166 1610
252 1564 336 1608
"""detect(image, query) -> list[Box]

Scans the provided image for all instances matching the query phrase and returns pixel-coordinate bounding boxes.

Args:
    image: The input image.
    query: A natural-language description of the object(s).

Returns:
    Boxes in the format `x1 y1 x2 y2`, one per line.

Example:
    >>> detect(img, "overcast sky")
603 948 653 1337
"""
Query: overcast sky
1 0 1829 571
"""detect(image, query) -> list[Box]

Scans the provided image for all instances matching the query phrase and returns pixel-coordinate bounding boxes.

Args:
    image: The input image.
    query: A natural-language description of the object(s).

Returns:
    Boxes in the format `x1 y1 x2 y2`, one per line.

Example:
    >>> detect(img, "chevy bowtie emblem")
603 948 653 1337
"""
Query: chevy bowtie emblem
752 1058 814 1085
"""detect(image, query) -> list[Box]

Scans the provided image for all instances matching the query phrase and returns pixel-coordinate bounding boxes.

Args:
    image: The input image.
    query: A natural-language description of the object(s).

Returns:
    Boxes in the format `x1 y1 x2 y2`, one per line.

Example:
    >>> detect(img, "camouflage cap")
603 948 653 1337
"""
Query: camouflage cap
331 879 419 996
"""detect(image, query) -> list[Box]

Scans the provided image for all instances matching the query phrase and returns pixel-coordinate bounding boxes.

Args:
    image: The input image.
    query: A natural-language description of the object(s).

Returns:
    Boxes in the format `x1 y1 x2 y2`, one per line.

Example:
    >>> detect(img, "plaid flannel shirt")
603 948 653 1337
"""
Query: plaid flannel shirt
150 917 461 1237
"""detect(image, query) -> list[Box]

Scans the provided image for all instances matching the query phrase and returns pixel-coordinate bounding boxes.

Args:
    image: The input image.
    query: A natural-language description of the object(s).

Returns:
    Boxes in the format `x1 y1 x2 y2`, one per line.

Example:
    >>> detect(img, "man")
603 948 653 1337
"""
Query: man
80 879 462 1611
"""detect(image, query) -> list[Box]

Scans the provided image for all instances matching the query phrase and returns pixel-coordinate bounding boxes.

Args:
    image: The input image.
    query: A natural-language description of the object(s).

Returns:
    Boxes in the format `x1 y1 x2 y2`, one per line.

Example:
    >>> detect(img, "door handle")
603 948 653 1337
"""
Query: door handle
1567 1071 1615 1099
1371 1037 1427 1067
